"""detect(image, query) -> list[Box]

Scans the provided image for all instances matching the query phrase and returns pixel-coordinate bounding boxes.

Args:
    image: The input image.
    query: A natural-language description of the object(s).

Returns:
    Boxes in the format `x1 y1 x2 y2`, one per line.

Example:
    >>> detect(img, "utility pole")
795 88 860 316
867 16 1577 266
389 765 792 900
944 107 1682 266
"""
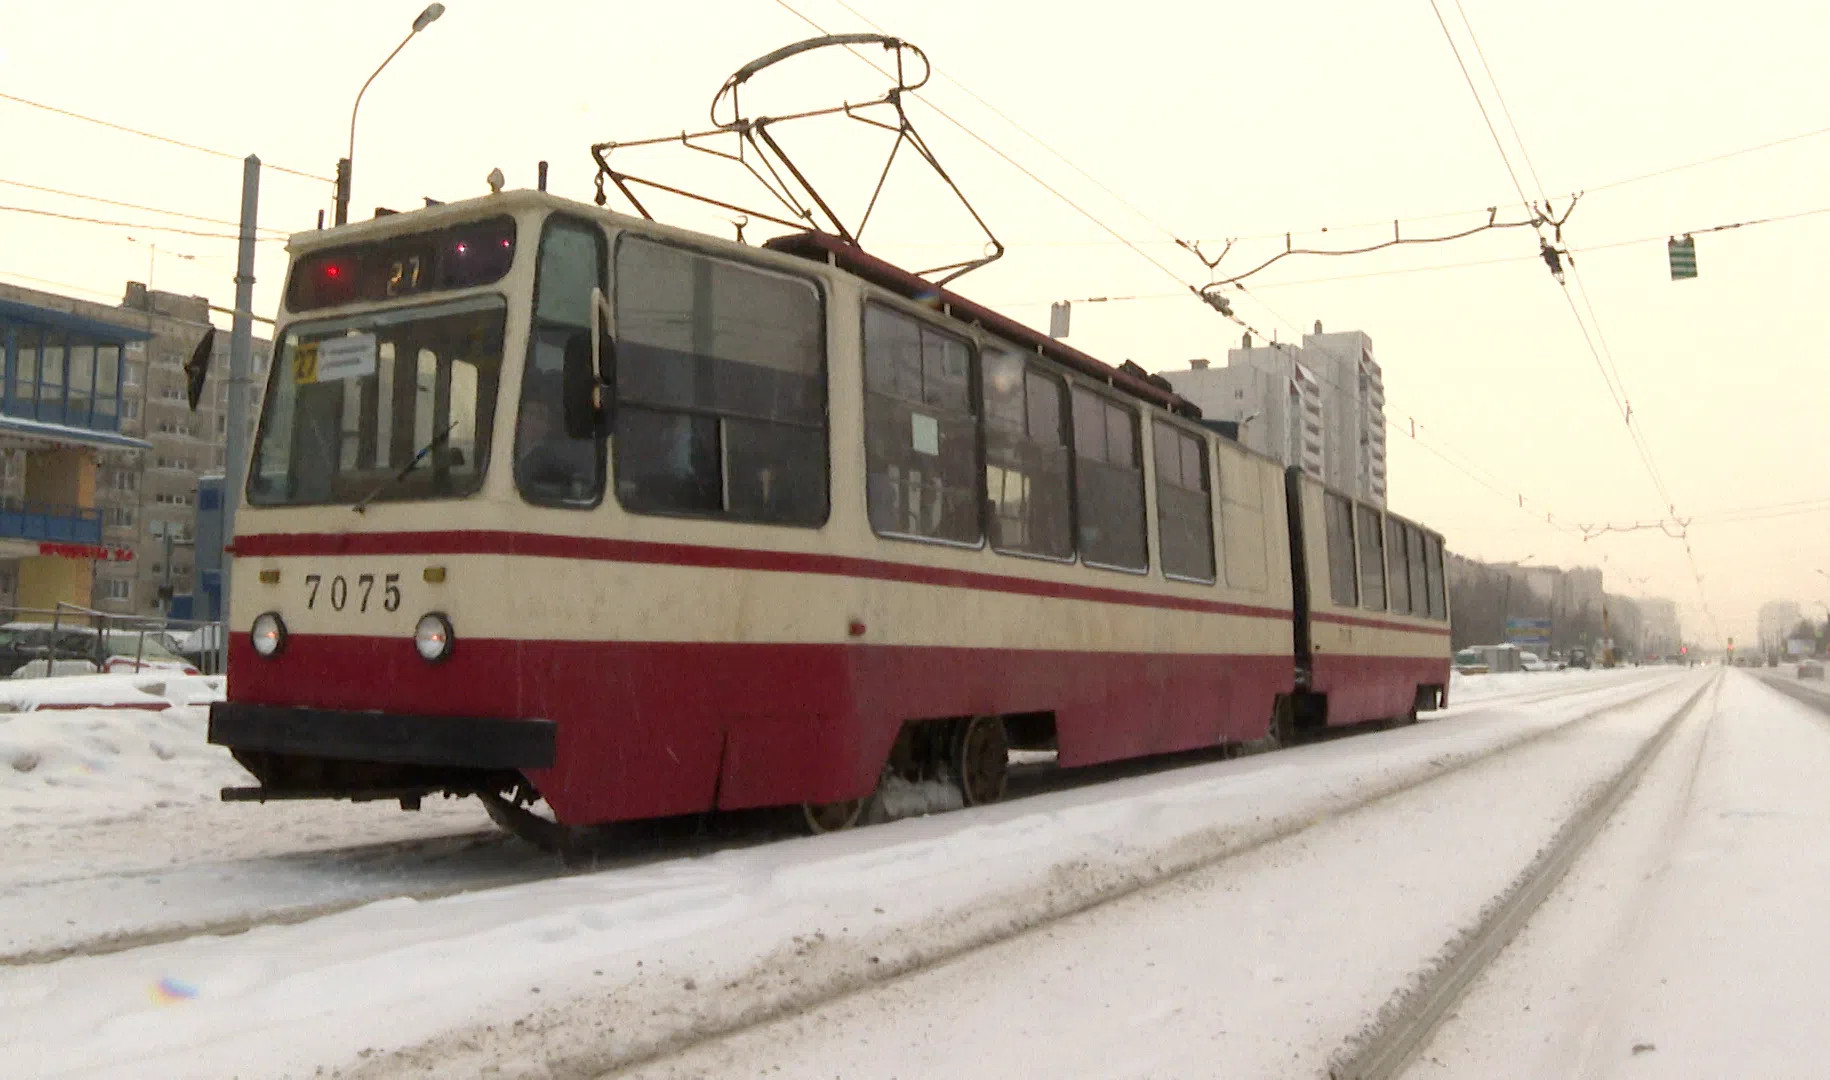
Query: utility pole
220 155 259 673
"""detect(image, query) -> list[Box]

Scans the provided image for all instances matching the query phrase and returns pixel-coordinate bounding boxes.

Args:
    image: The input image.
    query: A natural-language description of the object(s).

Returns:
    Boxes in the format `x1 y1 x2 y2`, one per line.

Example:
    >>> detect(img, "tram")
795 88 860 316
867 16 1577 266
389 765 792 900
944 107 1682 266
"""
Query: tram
207 185 1451 837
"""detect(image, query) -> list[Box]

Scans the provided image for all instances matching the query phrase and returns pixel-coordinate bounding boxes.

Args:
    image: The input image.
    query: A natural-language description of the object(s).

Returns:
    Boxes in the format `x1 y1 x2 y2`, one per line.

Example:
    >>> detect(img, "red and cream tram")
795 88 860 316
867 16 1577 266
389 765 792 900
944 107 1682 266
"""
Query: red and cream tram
208 187 1449 836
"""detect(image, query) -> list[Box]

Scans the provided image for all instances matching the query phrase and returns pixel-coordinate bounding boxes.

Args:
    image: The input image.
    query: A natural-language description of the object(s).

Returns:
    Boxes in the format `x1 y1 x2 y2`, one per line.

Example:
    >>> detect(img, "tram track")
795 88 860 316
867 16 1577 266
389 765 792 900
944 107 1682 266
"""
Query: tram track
1 671 1684 975
343 670 1705 1080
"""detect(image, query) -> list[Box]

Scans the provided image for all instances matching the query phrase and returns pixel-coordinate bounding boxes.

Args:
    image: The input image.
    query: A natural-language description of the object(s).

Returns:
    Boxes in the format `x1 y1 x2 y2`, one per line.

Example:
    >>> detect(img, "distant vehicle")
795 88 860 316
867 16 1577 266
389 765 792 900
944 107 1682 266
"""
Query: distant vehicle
1520 651 1556 672
1801 661 1825 681
1454 648 1489 675
1567 647 1590 669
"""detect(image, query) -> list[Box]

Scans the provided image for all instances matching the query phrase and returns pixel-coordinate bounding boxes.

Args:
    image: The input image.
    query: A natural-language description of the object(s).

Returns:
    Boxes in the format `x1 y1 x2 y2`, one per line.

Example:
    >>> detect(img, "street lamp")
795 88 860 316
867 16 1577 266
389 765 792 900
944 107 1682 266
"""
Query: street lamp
335 3 446 226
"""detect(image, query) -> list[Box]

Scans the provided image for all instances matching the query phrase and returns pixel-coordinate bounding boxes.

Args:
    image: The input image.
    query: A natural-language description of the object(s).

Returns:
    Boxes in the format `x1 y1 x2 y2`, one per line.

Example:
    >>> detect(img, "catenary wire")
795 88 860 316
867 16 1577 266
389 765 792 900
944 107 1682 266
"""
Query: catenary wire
0 176 291 237
0 204 284 241
0 90 331 183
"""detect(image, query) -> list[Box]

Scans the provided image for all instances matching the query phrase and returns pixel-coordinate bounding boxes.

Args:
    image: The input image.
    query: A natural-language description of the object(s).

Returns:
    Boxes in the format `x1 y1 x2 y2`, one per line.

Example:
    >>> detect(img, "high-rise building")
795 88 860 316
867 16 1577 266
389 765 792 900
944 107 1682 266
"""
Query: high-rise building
1758 599 1804 655
1301 324 1386 508
1165 324 1385 506
0 279 269 615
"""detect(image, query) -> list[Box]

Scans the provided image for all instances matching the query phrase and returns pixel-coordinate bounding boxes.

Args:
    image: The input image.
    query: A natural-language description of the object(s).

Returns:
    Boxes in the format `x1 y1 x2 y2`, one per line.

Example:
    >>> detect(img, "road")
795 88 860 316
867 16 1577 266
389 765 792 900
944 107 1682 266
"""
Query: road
15 667 1812 1079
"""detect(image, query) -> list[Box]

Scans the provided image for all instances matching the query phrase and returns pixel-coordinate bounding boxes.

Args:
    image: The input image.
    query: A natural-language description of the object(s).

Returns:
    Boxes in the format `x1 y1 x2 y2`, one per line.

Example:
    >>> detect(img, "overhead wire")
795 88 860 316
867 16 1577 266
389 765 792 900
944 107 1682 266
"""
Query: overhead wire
1431 0 1716 632
0 204 283 241
780 0 1697 586
0 175 291 237
799 0 1596 550
766 0 1276 340
825 0 1190 248
0 90 332 183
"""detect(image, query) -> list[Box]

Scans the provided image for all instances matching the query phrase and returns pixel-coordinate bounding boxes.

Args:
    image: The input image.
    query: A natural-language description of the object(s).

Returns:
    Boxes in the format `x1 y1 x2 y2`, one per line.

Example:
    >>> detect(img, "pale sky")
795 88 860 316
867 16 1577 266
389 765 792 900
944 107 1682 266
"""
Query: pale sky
3 0 1827 644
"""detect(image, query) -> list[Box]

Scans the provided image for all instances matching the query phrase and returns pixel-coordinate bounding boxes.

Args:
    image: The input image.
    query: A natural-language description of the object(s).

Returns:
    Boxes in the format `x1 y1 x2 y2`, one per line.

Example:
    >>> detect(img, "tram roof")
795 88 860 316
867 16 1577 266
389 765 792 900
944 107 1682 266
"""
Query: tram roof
286 191 1200 420
765 231 1201 420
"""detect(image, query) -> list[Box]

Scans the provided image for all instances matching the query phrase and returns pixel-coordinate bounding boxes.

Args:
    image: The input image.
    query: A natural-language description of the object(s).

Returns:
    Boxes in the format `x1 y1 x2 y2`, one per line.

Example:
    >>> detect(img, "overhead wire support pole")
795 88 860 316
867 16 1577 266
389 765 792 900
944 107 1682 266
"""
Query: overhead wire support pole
220 155 260 674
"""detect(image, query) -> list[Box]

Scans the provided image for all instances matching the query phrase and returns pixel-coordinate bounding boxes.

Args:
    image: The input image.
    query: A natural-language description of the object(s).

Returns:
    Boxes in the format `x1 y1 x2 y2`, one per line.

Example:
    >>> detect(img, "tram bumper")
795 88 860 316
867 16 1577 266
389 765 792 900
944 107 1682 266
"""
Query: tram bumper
207 702 556 803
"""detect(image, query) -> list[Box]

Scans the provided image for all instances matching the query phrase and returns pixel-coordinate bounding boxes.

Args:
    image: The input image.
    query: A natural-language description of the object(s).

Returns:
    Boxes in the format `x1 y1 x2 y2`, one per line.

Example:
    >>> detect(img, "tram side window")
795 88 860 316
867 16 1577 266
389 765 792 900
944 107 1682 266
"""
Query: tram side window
1424 532 1447 620
1406 523 1429 616
1072 388 1147 571
982 349 1071 558
1357 504 1386 610
516 216 606 506
1385 516 1412 613
1152 423 1214 582
1324 492 1358 606
613 236 827 526
863 304 980 544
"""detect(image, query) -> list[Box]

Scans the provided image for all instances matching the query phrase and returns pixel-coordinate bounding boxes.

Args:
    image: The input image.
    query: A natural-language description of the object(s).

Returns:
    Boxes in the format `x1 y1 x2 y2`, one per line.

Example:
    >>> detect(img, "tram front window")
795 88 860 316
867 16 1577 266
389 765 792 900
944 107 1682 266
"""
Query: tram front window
249 296 505 506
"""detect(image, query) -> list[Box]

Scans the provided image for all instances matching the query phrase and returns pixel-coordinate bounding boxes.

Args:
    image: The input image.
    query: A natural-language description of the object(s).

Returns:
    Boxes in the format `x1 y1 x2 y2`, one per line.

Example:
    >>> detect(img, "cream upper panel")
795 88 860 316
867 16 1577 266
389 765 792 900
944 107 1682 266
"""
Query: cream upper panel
246 202 1296 620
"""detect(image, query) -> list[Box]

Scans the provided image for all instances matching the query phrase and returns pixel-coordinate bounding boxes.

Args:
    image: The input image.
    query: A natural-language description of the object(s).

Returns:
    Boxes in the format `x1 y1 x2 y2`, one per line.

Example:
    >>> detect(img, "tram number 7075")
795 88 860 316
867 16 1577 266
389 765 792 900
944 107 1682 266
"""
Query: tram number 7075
304 573 402 613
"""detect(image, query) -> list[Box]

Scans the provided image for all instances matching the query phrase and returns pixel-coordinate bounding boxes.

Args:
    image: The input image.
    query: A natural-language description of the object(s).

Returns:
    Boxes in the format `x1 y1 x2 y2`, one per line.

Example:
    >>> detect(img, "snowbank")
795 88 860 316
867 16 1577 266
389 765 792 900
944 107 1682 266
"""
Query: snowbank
0 675 235 819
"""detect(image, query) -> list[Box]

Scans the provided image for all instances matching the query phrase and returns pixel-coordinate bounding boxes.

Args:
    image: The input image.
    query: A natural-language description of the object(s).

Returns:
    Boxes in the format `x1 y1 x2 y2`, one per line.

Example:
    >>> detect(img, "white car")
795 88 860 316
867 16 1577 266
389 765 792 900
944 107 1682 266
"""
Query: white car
1519 651 1555 672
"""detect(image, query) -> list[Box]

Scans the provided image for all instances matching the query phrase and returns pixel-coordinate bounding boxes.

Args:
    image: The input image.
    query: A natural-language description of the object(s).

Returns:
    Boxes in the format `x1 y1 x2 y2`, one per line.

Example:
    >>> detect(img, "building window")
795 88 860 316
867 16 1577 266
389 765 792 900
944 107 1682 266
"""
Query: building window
1385 516 1412 613
123 399 141 421
99 579 131 602
1356 504 1386 610
1072 387 1147 571
1324 492 1358 606
611 235 828 526
981 349 1071 559
862 303 978 544
1152 422 1214 583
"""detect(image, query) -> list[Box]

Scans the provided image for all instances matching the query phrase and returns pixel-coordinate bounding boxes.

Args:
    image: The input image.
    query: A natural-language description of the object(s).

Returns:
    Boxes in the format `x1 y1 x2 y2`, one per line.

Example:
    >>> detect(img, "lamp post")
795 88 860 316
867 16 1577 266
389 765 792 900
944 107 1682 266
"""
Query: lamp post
335 3 445 226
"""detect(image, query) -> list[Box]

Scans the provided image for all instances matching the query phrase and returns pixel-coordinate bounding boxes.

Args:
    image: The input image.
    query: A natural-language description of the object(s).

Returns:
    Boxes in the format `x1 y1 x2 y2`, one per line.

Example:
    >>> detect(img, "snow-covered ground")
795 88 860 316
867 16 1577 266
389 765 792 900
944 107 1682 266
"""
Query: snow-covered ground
1411 670 1830 1078
0 666 1694 1079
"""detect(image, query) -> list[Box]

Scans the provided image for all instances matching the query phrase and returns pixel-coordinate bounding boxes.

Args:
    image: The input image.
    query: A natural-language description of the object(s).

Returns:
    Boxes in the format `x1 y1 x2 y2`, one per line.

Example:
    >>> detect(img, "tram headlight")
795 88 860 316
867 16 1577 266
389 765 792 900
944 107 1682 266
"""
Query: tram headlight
414 612 454 663
251 612 287 658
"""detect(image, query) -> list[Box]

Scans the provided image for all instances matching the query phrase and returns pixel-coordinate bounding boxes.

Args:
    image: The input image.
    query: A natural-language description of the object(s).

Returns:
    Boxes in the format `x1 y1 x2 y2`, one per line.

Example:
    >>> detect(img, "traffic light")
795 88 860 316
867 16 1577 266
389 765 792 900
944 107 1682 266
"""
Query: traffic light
1669 235 1697 280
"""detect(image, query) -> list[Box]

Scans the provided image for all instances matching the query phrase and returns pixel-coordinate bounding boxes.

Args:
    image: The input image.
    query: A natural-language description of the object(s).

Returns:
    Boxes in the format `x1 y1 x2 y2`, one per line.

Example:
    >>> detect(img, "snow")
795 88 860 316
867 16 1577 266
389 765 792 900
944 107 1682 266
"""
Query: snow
0 675 230 819
1412 670 1830 1078
1446 664 1684 707
0 666 1693 1079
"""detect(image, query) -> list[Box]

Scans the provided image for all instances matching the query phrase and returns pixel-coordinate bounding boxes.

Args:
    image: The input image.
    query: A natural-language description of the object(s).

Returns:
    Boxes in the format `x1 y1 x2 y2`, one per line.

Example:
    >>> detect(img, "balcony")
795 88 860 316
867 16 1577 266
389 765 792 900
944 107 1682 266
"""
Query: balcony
0 498 103 545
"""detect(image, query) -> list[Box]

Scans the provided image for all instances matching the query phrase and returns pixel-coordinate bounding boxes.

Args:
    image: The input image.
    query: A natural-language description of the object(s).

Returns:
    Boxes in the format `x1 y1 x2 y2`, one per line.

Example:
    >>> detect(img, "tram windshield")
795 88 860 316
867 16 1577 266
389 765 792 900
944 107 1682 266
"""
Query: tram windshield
248 295 505 506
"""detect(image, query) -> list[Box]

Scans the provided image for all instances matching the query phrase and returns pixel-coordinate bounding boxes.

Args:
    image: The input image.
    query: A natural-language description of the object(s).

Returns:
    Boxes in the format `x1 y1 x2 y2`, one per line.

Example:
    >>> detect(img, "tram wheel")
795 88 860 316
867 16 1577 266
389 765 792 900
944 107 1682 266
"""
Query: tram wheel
800 797 867 835
952 714 1009 806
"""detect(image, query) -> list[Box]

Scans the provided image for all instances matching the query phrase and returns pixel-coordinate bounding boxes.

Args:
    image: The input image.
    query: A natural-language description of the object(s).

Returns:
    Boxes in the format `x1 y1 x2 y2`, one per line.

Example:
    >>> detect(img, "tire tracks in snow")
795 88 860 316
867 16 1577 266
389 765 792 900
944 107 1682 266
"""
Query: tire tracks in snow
5 674 1674 973
346 673 1705 1080
1327 671 1721 1080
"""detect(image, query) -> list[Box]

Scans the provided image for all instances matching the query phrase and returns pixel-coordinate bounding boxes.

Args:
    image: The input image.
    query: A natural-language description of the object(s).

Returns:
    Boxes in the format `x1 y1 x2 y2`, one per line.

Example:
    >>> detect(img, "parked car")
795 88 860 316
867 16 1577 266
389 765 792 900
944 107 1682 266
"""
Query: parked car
176 624 224 673
0 624 97 677
1567 647 1590 669
1520 651 1555 672
1453 648 1490 675
0 621 200 677
1801 661 1825 681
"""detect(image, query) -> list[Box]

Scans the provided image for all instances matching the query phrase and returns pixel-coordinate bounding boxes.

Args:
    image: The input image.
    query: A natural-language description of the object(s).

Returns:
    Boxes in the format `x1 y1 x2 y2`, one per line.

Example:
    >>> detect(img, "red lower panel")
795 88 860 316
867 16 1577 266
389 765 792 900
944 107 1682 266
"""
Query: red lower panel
229 635 1295 825
1310 652 1453 727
